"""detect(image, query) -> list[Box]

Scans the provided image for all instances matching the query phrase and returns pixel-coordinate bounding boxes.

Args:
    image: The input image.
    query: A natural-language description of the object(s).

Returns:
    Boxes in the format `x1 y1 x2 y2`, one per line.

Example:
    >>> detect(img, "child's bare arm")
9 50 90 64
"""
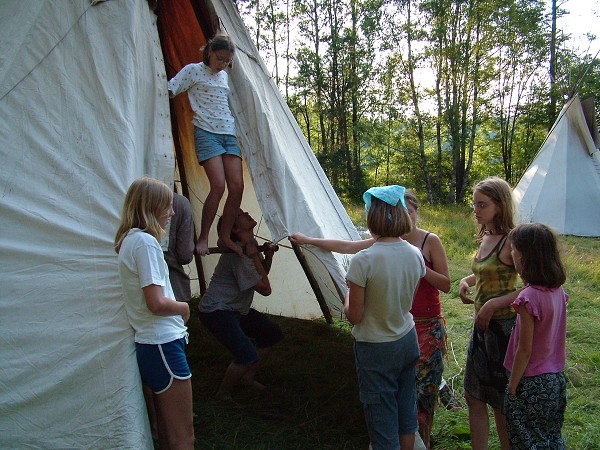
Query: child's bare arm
143 284 190 323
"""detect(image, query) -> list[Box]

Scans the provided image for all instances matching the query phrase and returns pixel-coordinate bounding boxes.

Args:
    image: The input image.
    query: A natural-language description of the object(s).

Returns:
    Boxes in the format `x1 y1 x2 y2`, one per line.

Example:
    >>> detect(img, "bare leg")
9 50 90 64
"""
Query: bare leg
155 379 195 450
197 157 226 256
218 346 272 398
465 391 490 450
493 406 510 450
241 347 270 389
142 385 158 440
399 432 415 449
216 361 249 399
418 414 432 449
155 393 170 450
217 155 244 256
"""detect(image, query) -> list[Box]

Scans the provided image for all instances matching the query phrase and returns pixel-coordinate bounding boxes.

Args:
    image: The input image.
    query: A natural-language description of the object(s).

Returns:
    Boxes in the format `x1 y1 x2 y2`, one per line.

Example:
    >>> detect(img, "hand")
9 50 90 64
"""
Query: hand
475 301 494 330
289 232 309 245
458 278 474 304
181 303 190 324
264 242 278 257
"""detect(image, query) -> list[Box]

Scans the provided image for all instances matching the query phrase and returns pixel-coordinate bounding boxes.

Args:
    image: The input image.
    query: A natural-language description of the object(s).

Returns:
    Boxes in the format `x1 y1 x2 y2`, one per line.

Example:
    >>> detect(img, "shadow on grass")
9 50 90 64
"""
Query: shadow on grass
186 298 369 449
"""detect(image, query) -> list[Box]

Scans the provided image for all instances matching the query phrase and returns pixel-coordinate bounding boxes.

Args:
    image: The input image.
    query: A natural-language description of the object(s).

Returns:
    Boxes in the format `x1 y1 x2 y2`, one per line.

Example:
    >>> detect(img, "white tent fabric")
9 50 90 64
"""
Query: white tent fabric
514 96 600 237
0 1 169 447
0 0 358 447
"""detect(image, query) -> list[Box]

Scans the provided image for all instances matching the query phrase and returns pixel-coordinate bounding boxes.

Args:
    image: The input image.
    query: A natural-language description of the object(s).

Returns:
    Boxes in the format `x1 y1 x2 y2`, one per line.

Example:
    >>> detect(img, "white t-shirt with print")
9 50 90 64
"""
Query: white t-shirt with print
168 62 235 136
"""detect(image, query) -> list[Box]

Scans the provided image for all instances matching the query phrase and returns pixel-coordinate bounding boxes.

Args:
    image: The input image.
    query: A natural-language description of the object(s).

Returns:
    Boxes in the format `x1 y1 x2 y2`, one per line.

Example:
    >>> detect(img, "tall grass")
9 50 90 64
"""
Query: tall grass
186 204 600 449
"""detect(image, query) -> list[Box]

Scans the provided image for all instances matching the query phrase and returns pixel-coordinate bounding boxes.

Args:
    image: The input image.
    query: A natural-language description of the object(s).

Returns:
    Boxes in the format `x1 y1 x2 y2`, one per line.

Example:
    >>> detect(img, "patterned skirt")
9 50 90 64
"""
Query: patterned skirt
415 316 447 430
464 317 515 409
505 372 567 449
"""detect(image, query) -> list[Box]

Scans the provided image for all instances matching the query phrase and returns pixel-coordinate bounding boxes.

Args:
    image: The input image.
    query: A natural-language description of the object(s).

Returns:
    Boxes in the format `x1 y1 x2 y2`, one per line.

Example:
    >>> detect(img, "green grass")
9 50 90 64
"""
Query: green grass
186 205 600 449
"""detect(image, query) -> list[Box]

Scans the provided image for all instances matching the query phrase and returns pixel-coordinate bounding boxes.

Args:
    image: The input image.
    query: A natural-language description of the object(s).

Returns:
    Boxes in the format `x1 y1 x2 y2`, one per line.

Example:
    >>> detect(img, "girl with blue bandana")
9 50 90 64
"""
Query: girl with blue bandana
290 187 451 449
347 186 425 449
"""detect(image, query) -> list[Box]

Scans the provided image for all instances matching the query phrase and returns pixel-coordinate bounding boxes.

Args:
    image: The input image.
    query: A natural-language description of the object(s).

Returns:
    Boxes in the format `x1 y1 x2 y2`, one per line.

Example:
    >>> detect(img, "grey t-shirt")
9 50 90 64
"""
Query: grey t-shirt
346 240 425 343
198 252 262 314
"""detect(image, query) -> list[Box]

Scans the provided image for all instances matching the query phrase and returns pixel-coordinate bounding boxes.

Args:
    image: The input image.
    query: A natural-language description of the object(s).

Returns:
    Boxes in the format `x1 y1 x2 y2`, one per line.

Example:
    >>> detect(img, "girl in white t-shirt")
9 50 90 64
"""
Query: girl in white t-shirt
168 34 244 258
114 177 194 449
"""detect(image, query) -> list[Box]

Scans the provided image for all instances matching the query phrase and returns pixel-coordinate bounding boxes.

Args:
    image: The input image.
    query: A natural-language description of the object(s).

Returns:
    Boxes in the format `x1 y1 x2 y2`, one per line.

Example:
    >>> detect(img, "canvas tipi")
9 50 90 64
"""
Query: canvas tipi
514 95 600 237
0 0 358 447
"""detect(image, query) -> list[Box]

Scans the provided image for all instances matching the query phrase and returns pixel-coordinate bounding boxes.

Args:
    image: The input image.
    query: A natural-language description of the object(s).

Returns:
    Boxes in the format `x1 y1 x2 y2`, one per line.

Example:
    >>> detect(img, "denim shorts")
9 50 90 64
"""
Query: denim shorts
135 337 191 394
194 126 241 164
199 308 283 366
354 327 420 450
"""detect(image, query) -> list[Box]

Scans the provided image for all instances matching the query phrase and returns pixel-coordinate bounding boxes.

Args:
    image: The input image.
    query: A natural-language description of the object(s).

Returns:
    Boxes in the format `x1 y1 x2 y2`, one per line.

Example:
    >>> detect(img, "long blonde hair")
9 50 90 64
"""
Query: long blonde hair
473 176 515 243
114 177 173 253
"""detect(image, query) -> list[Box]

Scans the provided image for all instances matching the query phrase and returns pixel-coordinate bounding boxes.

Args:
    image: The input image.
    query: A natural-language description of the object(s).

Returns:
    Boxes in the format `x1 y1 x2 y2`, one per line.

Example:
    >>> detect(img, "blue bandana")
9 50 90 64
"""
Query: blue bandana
363 185 407 212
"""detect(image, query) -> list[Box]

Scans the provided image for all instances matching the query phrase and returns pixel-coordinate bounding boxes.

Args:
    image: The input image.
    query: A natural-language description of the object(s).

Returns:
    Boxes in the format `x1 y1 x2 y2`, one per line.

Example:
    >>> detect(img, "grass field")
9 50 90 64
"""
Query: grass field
185 204 600 449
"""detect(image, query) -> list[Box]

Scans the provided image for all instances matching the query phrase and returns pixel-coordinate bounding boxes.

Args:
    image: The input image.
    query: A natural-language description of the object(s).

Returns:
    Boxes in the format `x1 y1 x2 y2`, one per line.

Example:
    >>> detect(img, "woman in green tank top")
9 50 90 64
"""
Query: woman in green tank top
458 176 522 450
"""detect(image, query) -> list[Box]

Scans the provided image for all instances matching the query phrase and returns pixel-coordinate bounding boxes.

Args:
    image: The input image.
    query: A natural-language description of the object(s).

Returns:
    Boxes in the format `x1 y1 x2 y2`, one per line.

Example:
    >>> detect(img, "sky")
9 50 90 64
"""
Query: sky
556 0 600 57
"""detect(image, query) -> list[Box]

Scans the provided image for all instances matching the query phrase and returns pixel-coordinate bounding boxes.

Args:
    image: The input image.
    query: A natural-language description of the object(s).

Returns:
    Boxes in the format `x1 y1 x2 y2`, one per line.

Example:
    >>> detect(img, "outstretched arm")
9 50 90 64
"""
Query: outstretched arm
289 232 374 254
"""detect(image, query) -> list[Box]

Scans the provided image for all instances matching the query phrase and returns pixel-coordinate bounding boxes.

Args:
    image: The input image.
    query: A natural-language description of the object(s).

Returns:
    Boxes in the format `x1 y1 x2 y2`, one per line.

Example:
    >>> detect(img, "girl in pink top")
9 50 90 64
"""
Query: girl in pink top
504 223 568 449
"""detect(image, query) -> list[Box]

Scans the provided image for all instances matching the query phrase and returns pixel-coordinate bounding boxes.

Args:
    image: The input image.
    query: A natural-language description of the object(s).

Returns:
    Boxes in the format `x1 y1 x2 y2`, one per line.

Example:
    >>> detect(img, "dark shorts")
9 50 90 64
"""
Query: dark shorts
199 308 283 365
505 372 566 449
194 126 241 164
135 337 191 394
464 318 515 409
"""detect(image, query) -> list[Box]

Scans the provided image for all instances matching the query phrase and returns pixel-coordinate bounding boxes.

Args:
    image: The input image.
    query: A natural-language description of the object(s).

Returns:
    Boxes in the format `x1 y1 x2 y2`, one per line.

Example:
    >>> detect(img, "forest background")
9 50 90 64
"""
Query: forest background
232 0 599 204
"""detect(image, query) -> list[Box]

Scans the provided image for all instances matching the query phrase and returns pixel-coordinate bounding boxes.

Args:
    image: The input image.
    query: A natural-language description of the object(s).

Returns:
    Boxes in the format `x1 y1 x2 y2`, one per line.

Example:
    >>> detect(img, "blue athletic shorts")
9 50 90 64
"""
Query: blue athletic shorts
194 126 241 164
198 308 284 366
135 337 191 394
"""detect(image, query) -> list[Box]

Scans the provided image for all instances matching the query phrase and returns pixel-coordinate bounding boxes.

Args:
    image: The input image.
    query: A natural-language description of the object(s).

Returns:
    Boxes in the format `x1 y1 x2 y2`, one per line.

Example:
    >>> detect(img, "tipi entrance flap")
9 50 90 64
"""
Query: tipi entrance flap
158 0 359 318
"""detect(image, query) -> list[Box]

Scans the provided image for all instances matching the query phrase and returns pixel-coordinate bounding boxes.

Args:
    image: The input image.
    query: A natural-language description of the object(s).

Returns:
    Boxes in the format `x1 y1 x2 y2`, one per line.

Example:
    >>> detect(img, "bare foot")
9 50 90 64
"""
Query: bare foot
215 391 241 407
218 236 243 256
195 238 210 256
241 379 265 390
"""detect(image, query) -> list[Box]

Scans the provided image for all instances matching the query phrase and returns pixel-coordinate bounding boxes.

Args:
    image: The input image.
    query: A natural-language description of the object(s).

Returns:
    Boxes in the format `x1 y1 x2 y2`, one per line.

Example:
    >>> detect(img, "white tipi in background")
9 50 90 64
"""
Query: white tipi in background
514 95 600 237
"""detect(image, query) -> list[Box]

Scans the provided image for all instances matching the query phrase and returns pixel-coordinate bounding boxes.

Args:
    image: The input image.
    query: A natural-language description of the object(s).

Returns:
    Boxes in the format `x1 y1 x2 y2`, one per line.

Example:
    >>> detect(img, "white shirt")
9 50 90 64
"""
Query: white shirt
168 62 235 135
118 229 187 344
346 240 425 343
